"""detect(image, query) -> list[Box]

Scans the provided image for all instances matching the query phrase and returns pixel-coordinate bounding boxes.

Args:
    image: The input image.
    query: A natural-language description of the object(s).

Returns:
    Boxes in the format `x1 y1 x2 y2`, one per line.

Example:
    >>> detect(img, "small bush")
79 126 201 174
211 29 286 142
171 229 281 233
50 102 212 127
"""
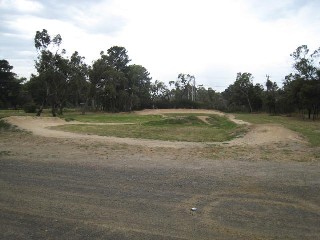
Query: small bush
23 103 37 113
64 117 76 122
0 119 16 131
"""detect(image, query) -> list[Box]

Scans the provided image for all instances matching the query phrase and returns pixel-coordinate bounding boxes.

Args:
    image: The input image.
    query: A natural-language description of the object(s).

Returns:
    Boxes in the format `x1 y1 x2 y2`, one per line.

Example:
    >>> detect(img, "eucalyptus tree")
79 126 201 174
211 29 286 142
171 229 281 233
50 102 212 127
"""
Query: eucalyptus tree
175 73 196 101
68 51 89 107
89 47 153 112
284 45 320 119
127 64 152 110
150 80 167 101
34 29 69 116
108 46 131 111
265 75 278 114
234 72 254 112
89 46 133 112
88 52 108 110
0 59 22 108
196 86 223 109
223 72 264 112
24 74 46 108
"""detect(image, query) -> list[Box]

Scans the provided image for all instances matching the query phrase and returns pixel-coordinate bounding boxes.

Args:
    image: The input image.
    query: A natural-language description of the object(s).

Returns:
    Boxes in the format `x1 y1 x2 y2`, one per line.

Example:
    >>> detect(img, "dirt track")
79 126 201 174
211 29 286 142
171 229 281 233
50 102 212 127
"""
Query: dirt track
1 109 319 239
4 109 305 147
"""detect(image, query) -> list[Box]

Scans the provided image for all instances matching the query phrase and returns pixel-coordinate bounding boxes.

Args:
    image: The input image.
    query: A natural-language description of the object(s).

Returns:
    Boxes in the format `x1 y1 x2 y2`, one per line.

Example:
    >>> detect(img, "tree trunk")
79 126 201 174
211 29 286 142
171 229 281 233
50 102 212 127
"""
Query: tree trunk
58 103 63 115
51 105 57 117
36 99 46 116
246 96 253 113
36 105 44 116
312 105 317 121
51 96 57 117
81 98 89 115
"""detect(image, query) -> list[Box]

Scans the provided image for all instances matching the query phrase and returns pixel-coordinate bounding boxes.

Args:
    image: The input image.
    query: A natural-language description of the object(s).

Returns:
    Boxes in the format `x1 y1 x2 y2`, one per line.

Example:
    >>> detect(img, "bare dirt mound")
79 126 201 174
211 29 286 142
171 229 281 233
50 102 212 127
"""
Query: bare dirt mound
136 109 305 145
197 116 211 124
228 124 305 146
136 109 251 126
4 110 305 147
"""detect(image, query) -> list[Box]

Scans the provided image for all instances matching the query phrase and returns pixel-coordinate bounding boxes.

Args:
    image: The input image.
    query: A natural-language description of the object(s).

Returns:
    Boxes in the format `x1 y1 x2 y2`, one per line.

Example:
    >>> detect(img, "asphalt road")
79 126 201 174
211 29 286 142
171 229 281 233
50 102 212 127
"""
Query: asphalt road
1 153 320 240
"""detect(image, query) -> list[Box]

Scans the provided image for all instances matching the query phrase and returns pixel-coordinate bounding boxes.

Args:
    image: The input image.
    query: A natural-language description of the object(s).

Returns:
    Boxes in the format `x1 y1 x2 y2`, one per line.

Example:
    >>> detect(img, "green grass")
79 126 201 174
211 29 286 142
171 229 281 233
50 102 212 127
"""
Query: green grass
2 109 319 146
144 115 205 126
0 119 13 131
0 109 61 118
0 119 21 132
0 150 11 156
62 112 162 123
0 110 30 118
234 113 320 147
54 113 245 142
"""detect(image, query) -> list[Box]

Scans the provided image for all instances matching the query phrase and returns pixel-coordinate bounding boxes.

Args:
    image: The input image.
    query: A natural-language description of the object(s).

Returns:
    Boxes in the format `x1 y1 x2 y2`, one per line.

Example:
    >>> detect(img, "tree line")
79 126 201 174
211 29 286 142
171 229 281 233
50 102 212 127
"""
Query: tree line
0 29 319 119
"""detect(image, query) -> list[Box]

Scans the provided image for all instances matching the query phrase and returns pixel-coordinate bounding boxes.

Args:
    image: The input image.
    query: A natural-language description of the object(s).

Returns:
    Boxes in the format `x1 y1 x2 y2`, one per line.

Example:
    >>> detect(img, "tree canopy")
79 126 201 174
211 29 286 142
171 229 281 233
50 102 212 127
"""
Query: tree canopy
1 29 319 119
0 60 22 109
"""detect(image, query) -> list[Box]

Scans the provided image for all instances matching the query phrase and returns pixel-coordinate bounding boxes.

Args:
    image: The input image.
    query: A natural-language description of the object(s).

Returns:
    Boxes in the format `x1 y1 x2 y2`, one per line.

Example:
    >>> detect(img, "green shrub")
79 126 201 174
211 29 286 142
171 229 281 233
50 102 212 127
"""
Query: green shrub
23 103 37 113
0 119 15 131
64 117 76 122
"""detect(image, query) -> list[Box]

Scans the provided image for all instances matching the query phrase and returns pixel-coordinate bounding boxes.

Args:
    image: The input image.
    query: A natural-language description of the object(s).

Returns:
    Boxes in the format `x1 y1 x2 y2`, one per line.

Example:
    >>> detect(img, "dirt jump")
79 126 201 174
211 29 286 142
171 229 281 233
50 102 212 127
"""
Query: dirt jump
4 109 304 147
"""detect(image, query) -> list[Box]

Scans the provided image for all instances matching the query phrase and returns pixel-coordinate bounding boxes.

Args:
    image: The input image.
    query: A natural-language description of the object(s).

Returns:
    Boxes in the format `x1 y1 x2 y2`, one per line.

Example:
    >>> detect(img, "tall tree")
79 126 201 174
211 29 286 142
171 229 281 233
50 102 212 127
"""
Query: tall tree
151 80 167 100
223 72 263 112
127 64 152 110
284 45 320 119
0 59 22 109
106 47 131 111
68 51 89 107
24 74 46 107
106 46 130 72
233 72 254 112
176 73 195 101
34 29 69 116
89 46 143 112
265 75 278 114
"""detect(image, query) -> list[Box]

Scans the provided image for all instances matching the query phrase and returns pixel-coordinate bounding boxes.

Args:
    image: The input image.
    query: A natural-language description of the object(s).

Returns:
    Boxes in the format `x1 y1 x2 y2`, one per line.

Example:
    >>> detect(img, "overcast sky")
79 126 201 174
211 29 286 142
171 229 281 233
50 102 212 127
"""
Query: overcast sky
1 0 319 91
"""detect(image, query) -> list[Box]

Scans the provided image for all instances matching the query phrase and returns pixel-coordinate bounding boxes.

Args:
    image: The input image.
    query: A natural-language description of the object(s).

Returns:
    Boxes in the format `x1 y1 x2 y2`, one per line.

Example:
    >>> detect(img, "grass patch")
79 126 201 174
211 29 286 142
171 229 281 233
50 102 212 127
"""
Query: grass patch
0 116 28 133
0 110 30 118
62 112 162 124
0 109 63 118
0 119 20 132
0 150 11 156
144 115 205 126
234 113 320 147
54 113 245 142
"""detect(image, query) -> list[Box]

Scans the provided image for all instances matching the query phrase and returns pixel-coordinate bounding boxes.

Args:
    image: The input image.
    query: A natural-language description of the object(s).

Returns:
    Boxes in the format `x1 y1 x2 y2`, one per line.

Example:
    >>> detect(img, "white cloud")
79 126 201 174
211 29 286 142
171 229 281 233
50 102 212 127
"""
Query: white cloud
0 0 43 13
0 0 319 89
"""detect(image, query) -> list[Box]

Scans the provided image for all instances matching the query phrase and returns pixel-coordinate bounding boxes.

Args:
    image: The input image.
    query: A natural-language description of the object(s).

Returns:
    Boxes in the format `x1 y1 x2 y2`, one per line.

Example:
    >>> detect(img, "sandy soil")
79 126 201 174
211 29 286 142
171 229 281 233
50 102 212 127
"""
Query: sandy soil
1 109 319 239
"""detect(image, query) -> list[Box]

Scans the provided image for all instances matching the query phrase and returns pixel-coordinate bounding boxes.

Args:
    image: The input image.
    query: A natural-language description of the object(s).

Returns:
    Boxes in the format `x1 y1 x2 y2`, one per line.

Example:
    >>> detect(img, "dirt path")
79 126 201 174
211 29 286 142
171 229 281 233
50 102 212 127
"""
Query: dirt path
136 109 251 125
197 116 211 124
4 116 204 148
137 109 305 145
4 110 305 148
